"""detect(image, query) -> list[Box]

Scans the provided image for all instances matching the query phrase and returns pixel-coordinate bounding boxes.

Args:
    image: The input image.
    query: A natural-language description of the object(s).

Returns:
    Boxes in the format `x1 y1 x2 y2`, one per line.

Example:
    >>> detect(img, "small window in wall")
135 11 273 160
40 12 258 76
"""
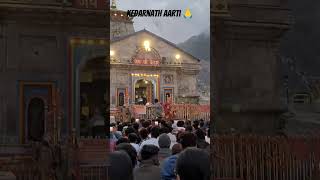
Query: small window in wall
118 92 125 106
27 97 45 141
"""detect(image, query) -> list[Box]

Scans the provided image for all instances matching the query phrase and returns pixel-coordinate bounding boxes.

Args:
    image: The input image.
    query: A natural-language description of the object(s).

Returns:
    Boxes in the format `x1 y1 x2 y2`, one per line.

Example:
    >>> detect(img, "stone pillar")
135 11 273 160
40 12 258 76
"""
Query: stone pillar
212 0 292 135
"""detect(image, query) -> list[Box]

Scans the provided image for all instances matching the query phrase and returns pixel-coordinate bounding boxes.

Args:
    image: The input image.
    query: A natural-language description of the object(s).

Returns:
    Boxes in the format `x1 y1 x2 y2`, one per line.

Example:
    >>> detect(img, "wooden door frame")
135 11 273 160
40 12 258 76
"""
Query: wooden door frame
19 81 55 144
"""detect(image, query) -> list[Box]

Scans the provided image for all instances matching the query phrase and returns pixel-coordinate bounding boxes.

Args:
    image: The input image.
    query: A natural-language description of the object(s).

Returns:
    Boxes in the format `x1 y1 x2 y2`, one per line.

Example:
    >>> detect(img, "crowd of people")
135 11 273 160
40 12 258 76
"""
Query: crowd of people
109 118 211 180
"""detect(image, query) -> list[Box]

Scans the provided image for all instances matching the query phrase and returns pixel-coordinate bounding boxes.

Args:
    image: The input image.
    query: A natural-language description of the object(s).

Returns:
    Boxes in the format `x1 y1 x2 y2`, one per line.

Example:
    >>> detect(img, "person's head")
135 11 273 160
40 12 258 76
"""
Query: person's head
176 148 210 180
128 133 138 144
116 137 130 145
185 120 191 126
124 127 135 137
117 124 124 132
154 99 159 103
150 126 160 138
195 129 206 140
115 143 138 167
139 119 145 125
172 143 182 155
158 133 171 149
142 120 150 128
140 144 159 165
179 132 197 149
132 122 139 131
159 127 170 134
185 125 193 132
200 121 205 128
193 120 199 129
139 128 149 140
177 121 184 127
167 125 173 133
109 151 133 180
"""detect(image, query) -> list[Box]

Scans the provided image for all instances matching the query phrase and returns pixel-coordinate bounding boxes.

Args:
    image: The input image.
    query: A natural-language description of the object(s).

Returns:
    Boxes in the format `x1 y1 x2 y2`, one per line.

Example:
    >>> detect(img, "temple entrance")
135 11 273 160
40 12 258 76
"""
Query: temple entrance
135 79 154 105
27 97 45 141
79 57 108 137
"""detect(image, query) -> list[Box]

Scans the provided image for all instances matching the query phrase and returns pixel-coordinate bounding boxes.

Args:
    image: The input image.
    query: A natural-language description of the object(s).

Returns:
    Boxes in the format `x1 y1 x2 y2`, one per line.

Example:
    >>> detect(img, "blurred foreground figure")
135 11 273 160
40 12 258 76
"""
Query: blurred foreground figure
109 151 134 180
134 144 161 180
176 147 210 180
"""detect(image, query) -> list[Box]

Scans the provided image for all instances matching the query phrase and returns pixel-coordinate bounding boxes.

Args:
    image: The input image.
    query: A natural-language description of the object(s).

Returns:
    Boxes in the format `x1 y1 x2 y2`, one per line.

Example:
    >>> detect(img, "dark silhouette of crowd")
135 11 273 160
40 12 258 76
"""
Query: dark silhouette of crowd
109 118 210 180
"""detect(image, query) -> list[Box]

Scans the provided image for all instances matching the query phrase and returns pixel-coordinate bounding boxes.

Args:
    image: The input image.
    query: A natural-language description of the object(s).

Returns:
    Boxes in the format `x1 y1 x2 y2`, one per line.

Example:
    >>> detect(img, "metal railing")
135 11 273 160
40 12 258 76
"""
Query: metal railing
79 164 109 180
213 135 320 180
113 104 210 121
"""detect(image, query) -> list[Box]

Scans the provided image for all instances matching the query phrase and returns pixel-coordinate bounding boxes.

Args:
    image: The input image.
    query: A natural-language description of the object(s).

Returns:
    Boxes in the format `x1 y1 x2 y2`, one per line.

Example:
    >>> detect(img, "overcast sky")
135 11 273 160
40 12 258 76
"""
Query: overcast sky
116 0 210 44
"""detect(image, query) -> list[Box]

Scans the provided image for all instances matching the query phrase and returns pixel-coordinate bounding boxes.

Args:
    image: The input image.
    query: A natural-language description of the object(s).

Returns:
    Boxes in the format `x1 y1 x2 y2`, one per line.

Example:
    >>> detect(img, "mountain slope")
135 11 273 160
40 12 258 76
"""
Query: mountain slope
177 30 210 101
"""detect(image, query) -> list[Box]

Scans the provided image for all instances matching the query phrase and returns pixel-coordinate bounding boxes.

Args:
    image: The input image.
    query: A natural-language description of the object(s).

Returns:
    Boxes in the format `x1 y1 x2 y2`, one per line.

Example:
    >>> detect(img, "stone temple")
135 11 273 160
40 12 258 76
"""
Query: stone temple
109 4 201 107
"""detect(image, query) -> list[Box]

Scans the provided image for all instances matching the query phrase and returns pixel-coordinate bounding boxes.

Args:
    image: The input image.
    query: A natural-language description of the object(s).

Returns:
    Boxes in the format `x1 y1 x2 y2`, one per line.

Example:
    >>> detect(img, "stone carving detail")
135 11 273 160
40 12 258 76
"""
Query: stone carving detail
163 74 174 84
117 74 128 84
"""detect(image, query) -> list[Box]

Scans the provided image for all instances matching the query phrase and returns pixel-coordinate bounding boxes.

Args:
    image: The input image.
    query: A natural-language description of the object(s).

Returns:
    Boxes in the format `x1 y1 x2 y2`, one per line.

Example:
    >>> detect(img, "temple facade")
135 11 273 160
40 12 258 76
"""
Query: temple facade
109 5 201 107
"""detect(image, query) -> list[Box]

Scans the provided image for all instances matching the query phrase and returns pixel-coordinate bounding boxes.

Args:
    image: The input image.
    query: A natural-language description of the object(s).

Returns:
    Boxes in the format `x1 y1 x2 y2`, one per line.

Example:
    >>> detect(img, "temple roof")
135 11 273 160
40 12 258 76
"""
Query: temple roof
111 29 200 62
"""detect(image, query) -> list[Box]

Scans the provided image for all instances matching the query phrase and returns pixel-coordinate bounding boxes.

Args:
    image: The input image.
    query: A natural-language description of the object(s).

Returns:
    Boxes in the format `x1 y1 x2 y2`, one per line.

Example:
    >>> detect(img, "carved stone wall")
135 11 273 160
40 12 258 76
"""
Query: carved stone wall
110 20 135 39
0 3 107 143
213 0 291 134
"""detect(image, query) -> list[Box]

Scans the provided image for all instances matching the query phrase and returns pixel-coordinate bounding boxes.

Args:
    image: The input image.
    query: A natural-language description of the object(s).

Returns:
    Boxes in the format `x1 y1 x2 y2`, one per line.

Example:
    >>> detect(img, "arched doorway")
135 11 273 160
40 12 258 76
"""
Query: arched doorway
135 79 154 105
78 57 108 137
27 97 45 141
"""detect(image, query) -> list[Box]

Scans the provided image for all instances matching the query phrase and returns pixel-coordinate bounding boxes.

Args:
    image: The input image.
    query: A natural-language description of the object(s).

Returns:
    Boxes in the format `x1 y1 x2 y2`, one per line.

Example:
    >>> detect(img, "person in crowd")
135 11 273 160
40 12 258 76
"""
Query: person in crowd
154 99 164 118
192 120 200 131
115 143 138 168
175 147 210 180
161 132 197 180
139 128 150 145
176 120 185 131
134 145 161 180
185 120 191 127
205 128 210 144
167 126 177 148
139 126 160 151
110 123 121 141
132 122 140 133
171 143 182 155
199 120 206 132
109 151 134 180
128 133 140 153
185 125 193 133
124 127 135 138
139 119 145 127
159 126 170 135
195 129 210 152
151 119 157 127
117 123 124 134
158 133 172 164
116 137 130 145
142 120 150 129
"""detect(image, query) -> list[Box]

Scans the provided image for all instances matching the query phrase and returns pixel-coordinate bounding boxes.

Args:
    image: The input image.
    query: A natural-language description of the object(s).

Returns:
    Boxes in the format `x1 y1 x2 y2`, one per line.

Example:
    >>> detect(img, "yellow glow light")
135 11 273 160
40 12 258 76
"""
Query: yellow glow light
144 40 150 51
175 54 181 59
110 50 115 56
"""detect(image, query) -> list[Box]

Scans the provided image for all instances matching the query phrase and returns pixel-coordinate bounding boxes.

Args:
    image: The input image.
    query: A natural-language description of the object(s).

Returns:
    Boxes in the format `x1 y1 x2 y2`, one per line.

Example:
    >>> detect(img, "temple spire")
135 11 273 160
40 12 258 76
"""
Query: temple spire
111 0 117 10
